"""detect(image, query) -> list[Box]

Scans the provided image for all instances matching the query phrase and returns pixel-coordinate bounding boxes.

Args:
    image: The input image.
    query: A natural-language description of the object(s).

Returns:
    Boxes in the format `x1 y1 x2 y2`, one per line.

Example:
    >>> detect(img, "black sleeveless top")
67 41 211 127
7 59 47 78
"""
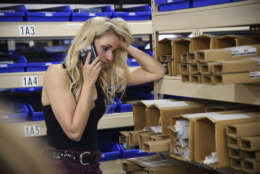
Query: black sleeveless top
43 64 106 151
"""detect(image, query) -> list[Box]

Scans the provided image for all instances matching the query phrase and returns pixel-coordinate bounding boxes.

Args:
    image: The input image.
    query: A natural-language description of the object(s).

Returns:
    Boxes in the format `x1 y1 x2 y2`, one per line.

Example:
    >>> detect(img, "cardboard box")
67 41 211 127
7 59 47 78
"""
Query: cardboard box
181 74 191 82
201 74 214 84
138 131 159 149
150 134 169 141
191 75 201 83
189 35 212 52
236 35 260 46
194 112 260 167
227 136 241 149
240 136 260 151
186 52 198 63
197 45 260 62
230 158 242 171
210 35 236 49
228 147 244 159
145 101 205 134
159 54 171 63
143 139 170 153
129 130 153 146
226 122 260 138
188 63 199 75
133 99 176 131
244 151 260 161
212 57 260 74
171 38 190 75
180 63 189 75
242 159 260 173
213 71 260 84
156 38 172 62
119 131 131 145
198 62 214 75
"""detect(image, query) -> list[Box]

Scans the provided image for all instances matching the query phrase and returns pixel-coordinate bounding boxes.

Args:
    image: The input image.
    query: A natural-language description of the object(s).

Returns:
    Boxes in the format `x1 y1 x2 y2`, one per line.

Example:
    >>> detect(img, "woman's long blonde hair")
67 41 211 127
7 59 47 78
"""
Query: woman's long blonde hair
64 17 133 106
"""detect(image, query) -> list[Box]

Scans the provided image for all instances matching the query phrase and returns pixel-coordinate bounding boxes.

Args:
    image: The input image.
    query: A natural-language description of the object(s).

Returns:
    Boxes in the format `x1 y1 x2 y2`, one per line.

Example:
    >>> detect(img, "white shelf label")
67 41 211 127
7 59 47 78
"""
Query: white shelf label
24 125 41 137
19 25 36 37
192 29 203 37
22 75 39 87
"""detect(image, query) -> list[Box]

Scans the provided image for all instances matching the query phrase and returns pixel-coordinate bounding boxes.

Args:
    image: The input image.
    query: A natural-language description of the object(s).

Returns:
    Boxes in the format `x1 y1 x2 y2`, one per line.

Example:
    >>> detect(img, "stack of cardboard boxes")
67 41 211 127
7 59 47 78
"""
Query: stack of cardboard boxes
226 122 260 173
120 99 260 173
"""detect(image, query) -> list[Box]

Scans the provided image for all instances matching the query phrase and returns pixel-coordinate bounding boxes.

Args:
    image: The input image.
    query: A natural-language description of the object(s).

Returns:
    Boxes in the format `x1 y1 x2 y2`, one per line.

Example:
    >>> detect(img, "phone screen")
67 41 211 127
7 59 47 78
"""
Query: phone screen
79 42 97 64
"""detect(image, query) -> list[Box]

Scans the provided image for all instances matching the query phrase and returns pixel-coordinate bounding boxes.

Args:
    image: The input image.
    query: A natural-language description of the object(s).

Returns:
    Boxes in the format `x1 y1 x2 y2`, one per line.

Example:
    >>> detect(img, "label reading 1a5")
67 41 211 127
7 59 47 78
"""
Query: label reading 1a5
22 75 39 87
19 25 36 36
24 125 41 137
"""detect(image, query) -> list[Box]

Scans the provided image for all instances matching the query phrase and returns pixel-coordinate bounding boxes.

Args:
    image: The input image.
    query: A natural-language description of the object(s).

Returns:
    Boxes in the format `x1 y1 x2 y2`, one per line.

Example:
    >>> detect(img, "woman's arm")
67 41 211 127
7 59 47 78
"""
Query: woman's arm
124 45 166 86
44 55 102 142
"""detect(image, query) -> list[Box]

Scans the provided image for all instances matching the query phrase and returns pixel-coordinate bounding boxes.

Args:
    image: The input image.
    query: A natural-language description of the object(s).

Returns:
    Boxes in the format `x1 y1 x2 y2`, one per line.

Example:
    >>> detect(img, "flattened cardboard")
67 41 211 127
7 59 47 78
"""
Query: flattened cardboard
194 112 260 167
122 160 143 172
226 121 260 138
197 45 260 62
244 151 260 161
143 139 170 153
171 38 190 75
213 71 260 84
146 101 205 134
240 136 260 151
228 147 244 159
212 57 260 74
242 159 260 173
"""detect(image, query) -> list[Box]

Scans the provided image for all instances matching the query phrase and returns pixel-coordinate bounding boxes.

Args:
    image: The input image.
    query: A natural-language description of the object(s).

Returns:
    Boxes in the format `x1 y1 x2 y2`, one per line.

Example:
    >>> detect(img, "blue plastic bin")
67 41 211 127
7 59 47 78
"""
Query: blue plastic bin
0 5 26 22
0 103 29 122
26 62 59 72
127 58 140 67
26 6 72 22
119 103 133 112
27 104 44 121
99 141 121 162
193 0 230 8
0 52 27 73
118 144 155 159
156 0 192 12
72 5 113 21
113 11 151 21
11 87 43 94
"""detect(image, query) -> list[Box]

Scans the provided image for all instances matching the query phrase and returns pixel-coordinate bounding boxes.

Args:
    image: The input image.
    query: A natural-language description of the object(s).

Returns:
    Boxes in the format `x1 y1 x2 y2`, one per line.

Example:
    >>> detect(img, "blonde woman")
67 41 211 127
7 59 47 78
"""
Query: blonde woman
41 17 165 174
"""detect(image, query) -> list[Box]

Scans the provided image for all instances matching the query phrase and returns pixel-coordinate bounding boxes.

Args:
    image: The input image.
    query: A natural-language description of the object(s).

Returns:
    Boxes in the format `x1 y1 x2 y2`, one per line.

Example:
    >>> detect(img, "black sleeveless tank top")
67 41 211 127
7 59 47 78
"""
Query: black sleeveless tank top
42 64 106 151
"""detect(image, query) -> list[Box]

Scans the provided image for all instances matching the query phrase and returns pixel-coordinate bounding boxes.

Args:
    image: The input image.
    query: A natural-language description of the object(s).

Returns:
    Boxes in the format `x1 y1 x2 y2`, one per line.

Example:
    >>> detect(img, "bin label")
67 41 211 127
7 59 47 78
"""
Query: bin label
24 125 41 136
19 25 36 37
22 75 39 87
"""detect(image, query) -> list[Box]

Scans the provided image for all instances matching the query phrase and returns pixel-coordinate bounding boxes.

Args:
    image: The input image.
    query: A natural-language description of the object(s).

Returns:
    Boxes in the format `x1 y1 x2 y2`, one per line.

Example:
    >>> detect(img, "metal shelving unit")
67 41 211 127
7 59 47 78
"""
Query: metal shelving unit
152 0 260 107
0 20 152 133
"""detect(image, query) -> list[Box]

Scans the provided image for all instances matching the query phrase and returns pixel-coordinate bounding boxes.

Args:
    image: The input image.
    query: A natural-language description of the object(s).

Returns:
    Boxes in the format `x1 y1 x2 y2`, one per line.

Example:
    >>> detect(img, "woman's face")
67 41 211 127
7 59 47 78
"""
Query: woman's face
94 32 120 64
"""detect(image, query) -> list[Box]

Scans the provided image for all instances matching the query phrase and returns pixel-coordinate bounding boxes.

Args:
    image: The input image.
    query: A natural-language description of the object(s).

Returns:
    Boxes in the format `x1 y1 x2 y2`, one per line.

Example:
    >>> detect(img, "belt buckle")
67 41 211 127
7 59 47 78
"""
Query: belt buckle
80 151 90 166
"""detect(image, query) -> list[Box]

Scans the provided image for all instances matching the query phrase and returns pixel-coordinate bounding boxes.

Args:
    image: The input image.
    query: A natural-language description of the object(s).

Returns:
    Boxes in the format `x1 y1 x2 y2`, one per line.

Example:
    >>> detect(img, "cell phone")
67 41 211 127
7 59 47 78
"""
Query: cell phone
79 42 97 65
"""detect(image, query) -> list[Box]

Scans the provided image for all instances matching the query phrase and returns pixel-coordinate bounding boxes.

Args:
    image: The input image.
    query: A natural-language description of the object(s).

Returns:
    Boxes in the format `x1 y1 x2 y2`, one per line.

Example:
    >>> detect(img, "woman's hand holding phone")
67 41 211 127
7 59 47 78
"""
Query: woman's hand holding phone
82 52 103 86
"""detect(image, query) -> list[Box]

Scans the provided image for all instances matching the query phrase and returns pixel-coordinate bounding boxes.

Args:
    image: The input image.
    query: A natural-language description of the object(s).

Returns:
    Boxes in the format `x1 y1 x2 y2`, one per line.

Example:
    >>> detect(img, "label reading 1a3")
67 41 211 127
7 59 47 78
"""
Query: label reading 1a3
24 125 41 137
19 25 36 36
22 75 39 87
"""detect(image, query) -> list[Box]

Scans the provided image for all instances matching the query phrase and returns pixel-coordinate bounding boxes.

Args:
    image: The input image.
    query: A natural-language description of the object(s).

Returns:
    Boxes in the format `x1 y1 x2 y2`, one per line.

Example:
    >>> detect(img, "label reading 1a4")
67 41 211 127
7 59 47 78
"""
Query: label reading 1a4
19 25 36 36
24 125 41 137
22 75 39 87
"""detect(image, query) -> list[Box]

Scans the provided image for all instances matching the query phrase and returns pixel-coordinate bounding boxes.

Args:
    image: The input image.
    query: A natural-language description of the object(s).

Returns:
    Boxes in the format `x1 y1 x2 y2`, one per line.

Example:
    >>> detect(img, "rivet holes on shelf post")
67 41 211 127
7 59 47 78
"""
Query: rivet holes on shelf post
192 29 203 37
22 75 39 87
24 125 41 137
19 25 36 37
